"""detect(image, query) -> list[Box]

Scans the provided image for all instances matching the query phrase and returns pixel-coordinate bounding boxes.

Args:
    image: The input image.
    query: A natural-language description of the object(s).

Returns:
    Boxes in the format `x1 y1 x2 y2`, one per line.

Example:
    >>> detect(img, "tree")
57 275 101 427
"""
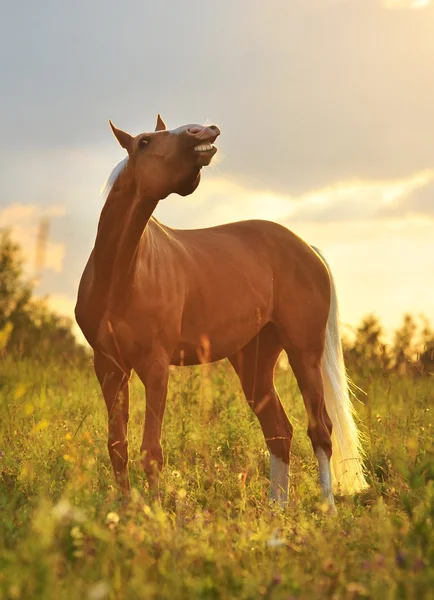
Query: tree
0 228 87 363
343 314 392 378
0 230 31 328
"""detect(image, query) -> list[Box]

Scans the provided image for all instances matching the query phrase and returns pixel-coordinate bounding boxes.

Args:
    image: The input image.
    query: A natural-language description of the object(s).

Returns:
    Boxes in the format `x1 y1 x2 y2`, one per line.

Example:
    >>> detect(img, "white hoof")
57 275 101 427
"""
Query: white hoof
269 454 289 506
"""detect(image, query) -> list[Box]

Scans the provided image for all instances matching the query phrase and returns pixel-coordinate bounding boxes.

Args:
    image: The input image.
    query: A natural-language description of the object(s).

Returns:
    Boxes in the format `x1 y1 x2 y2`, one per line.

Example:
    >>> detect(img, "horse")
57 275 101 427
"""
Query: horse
75 115 368 510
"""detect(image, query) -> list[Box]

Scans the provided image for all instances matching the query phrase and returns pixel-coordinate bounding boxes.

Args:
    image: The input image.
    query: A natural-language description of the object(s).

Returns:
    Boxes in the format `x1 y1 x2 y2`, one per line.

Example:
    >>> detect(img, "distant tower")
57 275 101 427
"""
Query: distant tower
35 217 50 278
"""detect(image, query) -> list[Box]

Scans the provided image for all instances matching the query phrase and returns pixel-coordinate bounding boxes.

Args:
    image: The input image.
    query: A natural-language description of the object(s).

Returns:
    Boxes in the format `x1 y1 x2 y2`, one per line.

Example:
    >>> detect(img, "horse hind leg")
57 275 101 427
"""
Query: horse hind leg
229 324 293 506
286 343 336 510
94 351 131 495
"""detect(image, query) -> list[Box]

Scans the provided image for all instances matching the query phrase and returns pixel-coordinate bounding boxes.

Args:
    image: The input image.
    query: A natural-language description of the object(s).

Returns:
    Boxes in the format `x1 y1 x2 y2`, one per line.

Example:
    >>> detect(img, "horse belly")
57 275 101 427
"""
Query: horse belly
172 300 272 366
171 329 260 366
169 244 274 365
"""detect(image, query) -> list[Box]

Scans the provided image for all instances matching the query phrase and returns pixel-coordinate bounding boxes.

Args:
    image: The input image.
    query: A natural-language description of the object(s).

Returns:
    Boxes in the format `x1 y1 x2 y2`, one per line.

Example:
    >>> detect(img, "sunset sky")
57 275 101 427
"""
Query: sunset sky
1 0 433 340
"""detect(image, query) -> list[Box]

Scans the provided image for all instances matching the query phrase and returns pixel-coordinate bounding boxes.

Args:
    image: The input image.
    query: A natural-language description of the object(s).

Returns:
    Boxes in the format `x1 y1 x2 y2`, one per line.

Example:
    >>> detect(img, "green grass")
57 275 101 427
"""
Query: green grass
0 355 433 599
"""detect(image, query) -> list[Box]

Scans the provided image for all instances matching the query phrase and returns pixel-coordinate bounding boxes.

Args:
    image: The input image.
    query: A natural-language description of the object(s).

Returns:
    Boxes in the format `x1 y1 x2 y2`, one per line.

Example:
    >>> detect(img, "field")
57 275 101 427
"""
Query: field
0 353 433 600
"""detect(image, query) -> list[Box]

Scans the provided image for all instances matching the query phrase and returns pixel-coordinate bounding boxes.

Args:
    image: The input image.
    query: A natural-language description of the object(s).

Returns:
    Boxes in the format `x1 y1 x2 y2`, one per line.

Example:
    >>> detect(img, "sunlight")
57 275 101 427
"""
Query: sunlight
383 0 431 9
386 215 432 229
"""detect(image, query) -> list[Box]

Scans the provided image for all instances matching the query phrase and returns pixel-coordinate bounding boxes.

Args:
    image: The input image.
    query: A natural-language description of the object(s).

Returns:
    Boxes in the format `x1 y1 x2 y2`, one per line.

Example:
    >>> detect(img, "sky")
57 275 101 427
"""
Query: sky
1 0 433 341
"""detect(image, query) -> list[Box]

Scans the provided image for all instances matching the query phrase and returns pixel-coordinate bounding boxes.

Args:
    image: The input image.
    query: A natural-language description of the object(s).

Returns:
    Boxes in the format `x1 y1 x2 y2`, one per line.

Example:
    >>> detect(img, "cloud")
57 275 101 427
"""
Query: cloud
155 176 293 229
1 204 65 223
156 169 433 229
289 171 434 223
376 177 434 219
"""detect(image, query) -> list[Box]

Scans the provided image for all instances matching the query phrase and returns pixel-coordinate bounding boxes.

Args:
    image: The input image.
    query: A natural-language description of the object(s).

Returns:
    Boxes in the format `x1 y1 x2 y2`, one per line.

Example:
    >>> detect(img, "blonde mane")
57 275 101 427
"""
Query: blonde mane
101 157 129 200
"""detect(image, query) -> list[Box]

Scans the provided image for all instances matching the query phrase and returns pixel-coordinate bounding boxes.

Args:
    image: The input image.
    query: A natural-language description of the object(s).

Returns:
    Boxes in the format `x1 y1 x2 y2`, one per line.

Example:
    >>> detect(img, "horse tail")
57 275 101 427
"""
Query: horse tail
311 246 369 495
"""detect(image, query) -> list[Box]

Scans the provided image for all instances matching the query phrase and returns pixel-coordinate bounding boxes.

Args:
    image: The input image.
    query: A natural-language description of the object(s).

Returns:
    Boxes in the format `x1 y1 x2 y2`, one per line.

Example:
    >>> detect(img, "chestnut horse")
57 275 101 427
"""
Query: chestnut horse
75 115 368 510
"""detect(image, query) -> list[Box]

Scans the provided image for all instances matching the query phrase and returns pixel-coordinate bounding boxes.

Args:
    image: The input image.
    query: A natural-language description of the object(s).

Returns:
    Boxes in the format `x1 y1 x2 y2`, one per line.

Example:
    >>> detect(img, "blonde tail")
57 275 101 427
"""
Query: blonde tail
312 246 369 495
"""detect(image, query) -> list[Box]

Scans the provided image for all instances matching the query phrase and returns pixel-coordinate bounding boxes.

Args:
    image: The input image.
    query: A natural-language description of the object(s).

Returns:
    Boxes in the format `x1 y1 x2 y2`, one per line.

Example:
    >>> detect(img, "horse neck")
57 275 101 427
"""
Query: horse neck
93 171 158 311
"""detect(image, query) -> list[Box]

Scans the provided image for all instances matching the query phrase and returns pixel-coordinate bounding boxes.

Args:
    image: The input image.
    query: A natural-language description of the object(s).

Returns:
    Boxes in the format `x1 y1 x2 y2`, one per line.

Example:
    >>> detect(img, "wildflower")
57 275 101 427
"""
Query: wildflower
375 555 386 568
8 584 20 599
70 526 83 540
413 558 425 572
88 581 110 600
267 531 286 548
346 582 368 596
105 511 120 530
52 499 85 523
322 558 336 573
396 550 407 568
81 431 94 444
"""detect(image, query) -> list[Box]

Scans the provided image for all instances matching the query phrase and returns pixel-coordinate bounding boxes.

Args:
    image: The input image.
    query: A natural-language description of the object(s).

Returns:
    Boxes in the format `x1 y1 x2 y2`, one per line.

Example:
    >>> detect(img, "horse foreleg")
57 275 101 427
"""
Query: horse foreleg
94 351 131 495
229 325 293 506
135 357 169 499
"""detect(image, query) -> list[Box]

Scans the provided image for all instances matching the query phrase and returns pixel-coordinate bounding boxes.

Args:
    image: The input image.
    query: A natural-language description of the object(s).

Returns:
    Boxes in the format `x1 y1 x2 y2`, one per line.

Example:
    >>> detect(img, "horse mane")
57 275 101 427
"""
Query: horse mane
100 156 165 238
101 157 129 200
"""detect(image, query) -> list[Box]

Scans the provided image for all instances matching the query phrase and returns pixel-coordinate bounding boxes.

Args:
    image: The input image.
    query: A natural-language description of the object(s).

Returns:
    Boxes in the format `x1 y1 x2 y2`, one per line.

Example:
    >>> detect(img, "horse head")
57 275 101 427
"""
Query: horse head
109 115 220 200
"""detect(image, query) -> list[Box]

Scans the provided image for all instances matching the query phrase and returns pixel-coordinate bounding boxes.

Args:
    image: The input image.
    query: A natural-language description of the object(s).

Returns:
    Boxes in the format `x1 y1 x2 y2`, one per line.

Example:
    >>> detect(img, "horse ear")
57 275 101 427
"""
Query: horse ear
155 114 167 131
109 121 134 153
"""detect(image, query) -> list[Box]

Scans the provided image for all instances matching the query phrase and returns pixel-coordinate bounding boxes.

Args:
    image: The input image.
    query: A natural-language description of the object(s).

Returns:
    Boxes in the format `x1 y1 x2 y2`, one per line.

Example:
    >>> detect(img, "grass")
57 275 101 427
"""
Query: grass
0 354 433 599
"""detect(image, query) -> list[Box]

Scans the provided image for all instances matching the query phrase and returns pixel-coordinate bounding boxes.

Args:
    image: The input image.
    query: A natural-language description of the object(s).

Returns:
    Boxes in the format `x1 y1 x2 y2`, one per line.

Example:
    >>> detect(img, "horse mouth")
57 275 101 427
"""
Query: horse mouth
194 143 217 166
194 142 215 153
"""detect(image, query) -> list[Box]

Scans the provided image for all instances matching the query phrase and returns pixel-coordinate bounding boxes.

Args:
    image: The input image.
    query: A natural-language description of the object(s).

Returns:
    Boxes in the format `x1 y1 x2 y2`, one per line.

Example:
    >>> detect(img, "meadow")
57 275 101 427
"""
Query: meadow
0 347 433 600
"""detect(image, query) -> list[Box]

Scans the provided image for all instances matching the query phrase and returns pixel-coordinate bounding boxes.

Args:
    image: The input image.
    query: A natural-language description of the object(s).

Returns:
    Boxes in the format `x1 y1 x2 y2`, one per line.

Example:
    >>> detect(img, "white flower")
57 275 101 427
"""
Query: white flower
105 511 120 529
52 499 85 523
88 581 110 600
266 531 286 548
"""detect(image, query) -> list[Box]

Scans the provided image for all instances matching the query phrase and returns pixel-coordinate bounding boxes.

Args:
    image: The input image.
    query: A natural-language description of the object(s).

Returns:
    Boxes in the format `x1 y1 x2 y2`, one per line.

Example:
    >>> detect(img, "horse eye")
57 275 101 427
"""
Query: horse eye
138 138 149 149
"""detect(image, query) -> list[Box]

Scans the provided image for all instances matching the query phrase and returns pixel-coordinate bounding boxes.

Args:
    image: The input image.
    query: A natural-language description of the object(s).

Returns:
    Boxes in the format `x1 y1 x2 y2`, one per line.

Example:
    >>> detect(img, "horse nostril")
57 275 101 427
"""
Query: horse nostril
209 125 218 131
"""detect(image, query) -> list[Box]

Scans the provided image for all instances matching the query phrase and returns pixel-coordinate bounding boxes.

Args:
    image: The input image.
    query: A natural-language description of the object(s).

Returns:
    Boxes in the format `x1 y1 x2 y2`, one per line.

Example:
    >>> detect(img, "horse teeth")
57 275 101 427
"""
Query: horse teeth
194 143 213 152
